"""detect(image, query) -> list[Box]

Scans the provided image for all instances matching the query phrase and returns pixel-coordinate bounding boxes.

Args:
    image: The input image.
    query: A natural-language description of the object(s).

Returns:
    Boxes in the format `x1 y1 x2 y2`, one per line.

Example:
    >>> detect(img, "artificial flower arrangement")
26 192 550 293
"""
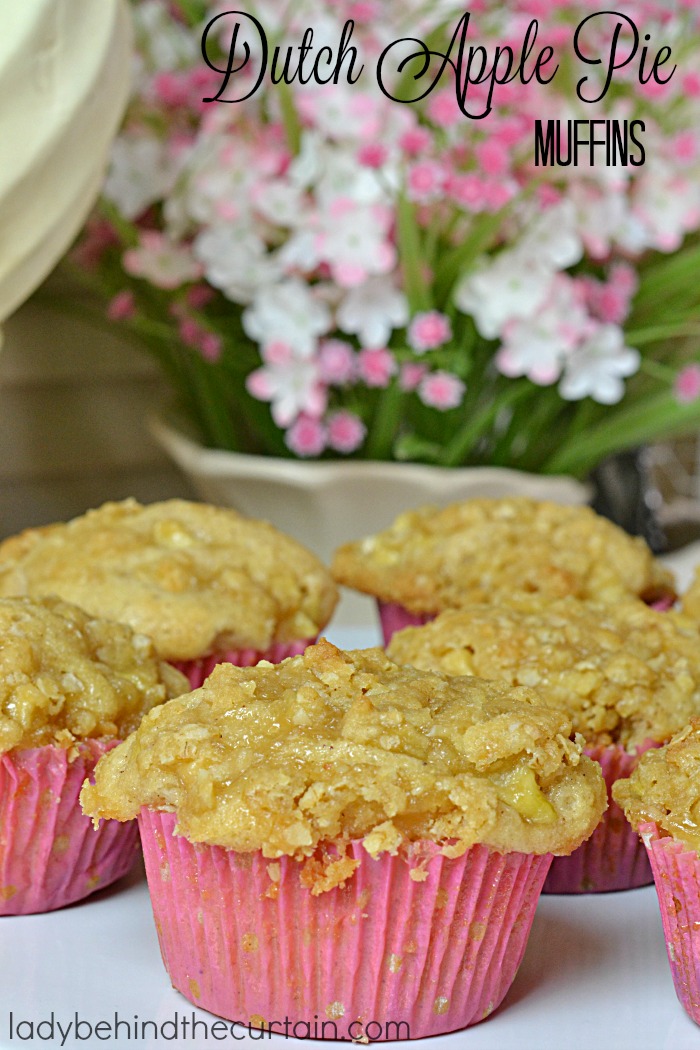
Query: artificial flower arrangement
73 0 700 479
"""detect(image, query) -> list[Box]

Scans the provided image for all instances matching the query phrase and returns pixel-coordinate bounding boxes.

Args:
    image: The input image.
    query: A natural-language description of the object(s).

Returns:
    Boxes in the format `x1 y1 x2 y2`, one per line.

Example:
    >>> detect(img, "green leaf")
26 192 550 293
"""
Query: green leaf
394 433 443 463
544 390 700 477
434 210 506 303
396 196 431 312
440 380 531 466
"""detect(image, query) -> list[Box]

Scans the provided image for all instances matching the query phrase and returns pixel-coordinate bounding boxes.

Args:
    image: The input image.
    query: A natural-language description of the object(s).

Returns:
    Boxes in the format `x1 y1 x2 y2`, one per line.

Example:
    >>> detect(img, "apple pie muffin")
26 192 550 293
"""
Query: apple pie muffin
82 639 605 1039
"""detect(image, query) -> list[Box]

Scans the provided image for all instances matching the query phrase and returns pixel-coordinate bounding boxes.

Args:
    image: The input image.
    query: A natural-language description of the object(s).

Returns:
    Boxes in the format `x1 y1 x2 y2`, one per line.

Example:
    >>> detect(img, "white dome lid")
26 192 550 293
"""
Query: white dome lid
0 0 132 323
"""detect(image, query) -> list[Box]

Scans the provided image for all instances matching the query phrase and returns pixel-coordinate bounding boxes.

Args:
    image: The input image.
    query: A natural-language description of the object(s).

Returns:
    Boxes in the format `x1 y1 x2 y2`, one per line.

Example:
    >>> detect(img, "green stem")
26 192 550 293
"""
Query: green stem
440 381 531 466
396 196 431 312
544 391 700 477
364 383 403 459
276 80 302 154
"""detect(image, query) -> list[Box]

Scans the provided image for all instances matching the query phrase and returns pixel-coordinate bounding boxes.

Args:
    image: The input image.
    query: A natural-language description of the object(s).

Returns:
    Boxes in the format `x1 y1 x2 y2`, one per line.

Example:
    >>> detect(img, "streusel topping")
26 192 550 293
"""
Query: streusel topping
332 498 675 613
0 596 187 752
682 567 700 621
613 720 700 854
388 597 700 750
0 499 338 660
81 639 606 861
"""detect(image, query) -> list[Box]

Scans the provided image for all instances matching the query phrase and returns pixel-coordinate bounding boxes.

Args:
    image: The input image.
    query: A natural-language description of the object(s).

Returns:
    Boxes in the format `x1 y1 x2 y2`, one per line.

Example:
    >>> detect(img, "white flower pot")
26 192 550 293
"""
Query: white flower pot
151 414 591 628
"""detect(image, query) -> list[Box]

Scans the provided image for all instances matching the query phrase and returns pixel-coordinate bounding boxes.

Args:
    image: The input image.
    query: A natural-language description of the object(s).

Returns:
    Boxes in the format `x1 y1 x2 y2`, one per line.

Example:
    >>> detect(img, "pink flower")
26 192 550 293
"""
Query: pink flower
418 371 466 410
581 264 638 325
673 131 699 165
407 311 452 353
152 72 190 108
447 173 488 211
346 1 380 22
262 340 294 366
357 143 388 168
682 72 700 97
398 127 432 156
186 284 216 310
107 290 136 322
327 411 366 453
72 217 118 269
178 317 223 362
285 415 327 458
357 347 397 388
318 340 356 385
475 139 510 177
406 161 446 204
427 90 462 128
400 362 428 391
675 364 700 404
124 231 202 290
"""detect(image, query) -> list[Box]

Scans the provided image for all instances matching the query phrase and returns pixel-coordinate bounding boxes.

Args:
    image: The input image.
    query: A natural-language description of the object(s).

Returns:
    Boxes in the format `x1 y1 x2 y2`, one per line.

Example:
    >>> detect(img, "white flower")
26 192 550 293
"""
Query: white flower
632 160 700 253
454 249 553 339
289 134 390 206
253 179 307 227
336 276 409 348
123 232 202 289
243 279 332 357
496 276 589 385
104 136 173 220
519 201 583 270
194 225 280 303
559 325 640 404
314 200 395 287
247 356 326 427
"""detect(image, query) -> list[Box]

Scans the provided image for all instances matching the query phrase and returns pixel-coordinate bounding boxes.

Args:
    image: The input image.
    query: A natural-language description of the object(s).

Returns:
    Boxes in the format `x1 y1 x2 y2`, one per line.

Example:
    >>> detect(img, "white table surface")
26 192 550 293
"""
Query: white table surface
2 545 699 1050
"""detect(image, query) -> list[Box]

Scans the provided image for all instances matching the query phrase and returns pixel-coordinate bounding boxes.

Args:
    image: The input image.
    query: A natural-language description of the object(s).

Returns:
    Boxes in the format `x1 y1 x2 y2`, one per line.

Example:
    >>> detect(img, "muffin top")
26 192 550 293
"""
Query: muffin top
613 720 700 854
387 597 700 751
332 498 675 614
0 499 338 660
81 639 606 864
0 596 187 753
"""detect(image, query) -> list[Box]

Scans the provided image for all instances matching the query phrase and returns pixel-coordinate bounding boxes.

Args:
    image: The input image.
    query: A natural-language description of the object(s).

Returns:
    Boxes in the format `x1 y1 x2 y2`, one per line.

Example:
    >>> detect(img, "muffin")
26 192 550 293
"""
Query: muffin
682 567 700 621
0 595 186 915
0 498 338 686
388 596 700 893
81 639 605 1039
614 721 700 1025
332 497 676 644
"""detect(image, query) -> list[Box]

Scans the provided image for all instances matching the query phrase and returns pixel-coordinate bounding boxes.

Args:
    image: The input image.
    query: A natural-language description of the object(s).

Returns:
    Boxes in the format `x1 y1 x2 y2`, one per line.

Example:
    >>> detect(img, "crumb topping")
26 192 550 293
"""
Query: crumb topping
682 567 700 621
0 499 338 659
332 498 675 613
388 597 700 750
0 596 187 752
81 639 606 860
613 720 700 854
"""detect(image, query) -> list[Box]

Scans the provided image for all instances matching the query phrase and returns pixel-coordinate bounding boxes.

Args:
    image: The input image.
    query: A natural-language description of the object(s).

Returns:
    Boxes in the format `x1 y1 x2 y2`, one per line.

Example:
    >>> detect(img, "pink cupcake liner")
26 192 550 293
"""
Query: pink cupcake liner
377 602 434 646
543 739 659 894
640 820 700 1025
170 639 316 690
0 740 139 915
648 595 676 611
139 809 552 1040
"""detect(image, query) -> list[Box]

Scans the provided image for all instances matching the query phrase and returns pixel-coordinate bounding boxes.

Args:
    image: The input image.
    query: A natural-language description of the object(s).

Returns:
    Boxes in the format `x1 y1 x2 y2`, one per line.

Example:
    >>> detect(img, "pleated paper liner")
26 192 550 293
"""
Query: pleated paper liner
377 602 433 646
640 820 700 1026
0 740 139 915
543 740 658 894
139 809 553 1040
170 639 316 690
